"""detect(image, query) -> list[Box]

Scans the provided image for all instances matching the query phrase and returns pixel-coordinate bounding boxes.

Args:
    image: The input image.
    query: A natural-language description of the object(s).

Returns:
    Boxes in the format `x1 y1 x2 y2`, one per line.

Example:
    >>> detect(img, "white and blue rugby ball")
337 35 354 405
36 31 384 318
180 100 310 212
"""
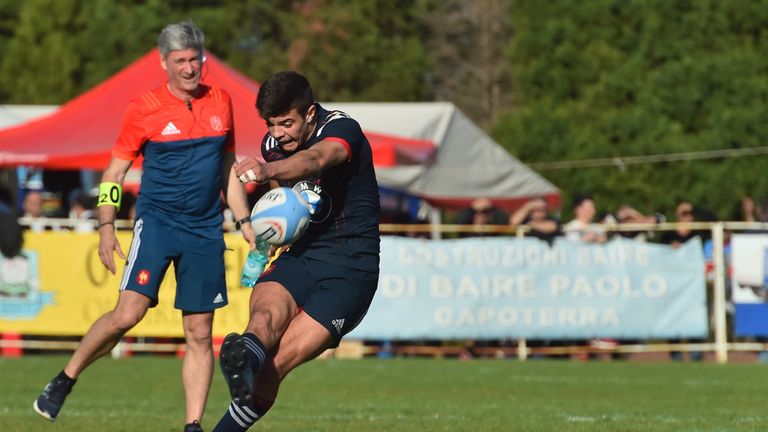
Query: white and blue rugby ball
250 187 311 245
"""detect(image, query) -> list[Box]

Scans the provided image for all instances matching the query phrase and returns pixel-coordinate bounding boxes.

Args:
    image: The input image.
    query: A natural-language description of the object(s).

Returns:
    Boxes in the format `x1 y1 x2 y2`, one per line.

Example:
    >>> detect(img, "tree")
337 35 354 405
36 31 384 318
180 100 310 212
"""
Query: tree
423 0 512 128
494 0 768 219
0 0 169 104
0 1 21 101
0 0 83 103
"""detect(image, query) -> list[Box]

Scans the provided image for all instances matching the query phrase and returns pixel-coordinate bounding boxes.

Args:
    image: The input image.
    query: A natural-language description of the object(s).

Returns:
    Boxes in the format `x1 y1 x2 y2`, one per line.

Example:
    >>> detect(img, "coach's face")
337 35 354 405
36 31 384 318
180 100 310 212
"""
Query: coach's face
161 48 202 98
265 105 316 153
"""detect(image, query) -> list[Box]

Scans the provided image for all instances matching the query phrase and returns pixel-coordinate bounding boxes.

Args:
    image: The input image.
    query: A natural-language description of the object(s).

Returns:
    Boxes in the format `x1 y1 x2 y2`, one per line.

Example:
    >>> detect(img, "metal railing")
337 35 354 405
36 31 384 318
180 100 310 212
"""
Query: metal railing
6 218 767 363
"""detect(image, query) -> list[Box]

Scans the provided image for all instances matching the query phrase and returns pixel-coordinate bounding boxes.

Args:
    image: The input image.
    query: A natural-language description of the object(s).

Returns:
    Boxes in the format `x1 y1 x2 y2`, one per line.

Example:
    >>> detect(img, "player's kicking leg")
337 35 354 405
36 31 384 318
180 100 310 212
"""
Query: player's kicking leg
213 311 333 431
218 281 295 407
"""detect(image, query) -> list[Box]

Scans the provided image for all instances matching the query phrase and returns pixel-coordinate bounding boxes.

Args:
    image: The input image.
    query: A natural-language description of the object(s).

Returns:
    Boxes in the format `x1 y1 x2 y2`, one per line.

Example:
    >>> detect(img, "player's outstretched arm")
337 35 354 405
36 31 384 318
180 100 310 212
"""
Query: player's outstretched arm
235 140 348 183
97 157 132 274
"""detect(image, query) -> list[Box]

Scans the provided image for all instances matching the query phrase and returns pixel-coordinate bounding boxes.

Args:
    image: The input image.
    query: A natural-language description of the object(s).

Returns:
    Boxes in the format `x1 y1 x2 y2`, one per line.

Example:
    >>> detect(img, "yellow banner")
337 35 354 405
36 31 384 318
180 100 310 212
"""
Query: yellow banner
0 231 254 337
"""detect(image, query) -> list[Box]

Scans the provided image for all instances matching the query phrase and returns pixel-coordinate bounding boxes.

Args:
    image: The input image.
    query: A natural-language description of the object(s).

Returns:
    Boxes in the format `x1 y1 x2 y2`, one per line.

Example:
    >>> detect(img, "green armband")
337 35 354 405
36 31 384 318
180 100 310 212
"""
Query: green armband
97 182 122 210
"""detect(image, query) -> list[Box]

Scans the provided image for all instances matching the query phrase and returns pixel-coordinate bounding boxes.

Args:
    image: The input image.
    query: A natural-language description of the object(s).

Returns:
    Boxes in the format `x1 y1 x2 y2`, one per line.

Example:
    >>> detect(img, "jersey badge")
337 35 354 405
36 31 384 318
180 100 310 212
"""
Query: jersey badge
210 116 223 131
137 270 151 286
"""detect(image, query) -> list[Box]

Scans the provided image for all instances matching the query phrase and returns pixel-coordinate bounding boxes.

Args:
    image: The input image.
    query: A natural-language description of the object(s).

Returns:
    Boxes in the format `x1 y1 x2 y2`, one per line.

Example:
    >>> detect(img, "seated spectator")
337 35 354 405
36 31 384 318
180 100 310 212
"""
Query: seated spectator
563 193 606 243
455 198 508 238
510 197 561 244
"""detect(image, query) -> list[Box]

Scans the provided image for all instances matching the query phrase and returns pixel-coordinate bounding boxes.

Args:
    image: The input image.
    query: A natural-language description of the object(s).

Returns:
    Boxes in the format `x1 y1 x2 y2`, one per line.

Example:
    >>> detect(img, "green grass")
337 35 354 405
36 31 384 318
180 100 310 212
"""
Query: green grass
2 356 768 431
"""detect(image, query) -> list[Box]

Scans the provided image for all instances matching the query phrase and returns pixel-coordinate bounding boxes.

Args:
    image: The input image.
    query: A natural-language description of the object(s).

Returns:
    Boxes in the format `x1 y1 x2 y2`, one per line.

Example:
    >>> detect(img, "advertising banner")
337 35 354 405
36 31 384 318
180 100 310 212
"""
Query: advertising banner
350 236 708 340
1 233 709 340
0 231 253 337
731 233 768 336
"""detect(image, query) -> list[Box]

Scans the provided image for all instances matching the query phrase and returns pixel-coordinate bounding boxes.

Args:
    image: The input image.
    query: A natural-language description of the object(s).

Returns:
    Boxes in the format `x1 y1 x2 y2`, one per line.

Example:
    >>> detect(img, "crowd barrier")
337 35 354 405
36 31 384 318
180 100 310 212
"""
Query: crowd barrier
2 219 768 363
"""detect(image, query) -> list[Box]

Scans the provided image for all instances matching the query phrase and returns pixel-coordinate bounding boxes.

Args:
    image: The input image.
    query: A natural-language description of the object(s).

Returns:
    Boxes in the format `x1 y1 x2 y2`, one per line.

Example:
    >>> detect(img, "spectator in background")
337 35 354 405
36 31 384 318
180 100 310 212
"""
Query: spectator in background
117 192 138 223
660 200 713 248
455 198 508 237
22 190 48 232
0 185 23 259
605 204 665 242
68 191 97 233
510 197 561 245
563 193 606 243
0 185 28 299
662 199 714 362
743 196 757 222
741 196 768 225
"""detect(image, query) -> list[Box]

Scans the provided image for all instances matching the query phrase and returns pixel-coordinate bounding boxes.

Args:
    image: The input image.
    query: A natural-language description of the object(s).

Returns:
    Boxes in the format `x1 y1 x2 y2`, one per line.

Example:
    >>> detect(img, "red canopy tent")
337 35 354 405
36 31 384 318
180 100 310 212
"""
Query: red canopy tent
0 49 434 170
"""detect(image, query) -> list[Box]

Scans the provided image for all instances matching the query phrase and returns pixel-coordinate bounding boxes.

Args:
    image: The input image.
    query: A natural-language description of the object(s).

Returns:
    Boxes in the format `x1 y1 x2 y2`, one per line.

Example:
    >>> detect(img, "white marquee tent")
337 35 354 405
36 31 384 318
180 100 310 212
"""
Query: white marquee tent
0 102 560 213
324 102 560 211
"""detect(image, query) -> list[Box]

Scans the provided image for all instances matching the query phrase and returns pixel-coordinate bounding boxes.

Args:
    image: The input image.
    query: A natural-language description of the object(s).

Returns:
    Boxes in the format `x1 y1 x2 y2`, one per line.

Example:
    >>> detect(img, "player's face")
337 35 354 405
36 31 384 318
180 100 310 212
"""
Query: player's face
161 48 202 97
265 106 316 153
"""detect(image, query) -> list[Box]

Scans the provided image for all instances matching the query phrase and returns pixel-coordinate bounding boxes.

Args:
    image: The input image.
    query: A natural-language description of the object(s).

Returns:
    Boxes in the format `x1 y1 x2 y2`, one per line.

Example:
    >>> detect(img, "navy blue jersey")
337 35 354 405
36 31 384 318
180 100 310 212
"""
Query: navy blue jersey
261 104 380 271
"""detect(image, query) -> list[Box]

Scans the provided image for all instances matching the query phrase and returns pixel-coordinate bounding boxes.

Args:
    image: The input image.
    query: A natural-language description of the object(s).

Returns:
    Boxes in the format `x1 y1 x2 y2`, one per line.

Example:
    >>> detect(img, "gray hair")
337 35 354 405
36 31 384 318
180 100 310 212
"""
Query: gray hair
157 20 205 58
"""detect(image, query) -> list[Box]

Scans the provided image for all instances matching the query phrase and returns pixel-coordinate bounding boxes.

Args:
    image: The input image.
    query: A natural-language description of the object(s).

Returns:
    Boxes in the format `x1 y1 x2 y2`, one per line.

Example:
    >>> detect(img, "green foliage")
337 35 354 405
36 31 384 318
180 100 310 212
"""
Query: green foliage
3 0 768 220
0 0 170 104
255 0 432 102
495 0 768 219
76 0 170 91
0 0 82 104
0 0 432 105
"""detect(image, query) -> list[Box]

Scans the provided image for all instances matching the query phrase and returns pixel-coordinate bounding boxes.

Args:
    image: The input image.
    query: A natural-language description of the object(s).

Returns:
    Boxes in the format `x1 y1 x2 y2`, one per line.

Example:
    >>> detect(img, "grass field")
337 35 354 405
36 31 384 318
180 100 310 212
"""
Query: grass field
1 356 768 431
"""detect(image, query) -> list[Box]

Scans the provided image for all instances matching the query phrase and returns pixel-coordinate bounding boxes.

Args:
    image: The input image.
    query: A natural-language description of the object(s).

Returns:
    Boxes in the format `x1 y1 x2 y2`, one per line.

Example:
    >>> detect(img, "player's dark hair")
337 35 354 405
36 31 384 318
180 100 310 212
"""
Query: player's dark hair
256 71 314 119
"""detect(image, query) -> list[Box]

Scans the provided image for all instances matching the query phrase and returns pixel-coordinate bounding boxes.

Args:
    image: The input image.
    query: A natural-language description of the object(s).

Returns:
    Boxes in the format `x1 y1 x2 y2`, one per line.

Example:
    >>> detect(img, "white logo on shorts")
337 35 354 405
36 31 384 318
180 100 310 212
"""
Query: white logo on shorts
213 293 224 304
331 318 345 334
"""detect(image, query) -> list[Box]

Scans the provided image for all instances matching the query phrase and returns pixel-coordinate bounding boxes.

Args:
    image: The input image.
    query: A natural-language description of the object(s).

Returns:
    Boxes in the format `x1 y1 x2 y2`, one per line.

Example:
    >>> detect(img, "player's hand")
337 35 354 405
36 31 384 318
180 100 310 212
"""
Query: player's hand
98 227 125 274
235 157 267 183
240 222 257 250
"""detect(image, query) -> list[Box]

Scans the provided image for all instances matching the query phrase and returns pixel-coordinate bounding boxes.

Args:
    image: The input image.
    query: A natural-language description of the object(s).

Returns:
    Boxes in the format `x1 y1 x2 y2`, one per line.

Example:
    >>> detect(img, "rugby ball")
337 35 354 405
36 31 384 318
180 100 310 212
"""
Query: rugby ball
250 187 311 245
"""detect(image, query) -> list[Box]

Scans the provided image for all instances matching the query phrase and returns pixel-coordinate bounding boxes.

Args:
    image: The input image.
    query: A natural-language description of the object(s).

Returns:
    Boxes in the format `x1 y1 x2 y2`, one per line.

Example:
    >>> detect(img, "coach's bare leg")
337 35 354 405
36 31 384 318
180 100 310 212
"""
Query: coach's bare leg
252 311 334 403
64 290 151 378
245 281 299 349
182 311 214 424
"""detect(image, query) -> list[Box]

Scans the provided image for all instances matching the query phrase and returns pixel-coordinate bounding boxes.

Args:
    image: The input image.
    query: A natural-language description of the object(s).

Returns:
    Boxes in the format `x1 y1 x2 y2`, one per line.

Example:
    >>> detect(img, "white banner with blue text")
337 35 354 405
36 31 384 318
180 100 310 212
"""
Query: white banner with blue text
349 236 708 340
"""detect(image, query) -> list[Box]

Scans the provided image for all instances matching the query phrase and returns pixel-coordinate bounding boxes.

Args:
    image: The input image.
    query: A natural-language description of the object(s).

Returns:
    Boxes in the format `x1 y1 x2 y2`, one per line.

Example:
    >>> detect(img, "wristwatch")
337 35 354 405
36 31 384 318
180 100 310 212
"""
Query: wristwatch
235 216 251 230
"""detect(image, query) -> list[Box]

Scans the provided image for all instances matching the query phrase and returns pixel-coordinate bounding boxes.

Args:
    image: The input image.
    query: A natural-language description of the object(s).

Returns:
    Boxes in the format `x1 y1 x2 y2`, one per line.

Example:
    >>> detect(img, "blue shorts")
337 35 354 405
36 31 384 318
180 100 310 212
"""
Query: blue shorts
258 253 378 347
120 216 227 312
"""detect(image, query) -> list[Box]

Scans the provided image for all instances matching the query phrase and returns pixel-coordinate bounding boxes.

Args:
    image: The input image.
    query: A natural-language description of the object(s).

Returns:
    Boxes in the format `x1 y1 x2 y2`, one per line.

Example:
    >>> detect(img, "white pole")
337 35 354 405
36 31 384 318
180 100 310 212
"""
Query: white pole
712 222 728 364
517 338 528 361
429 206 442 240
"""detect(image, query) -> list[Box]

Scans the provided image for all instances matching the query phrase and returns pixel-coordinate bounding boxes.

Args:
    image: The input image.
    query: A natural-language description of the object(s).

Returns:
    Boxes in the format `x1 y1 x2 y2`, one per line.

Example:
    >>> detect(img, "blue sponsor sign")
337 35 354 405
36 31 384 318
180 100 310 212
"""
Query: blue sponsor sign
350 237 708 340
731 234 768 336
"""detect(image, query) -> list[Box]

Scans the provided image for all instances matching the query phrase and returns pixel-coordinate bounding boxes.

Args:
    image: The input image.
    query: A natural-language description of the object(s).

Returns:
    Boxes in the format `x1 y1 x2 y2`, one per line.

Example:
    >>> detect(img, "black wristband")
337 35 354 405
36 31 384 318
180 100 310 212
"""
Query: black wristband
235 216 251 230
97 221 115 230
